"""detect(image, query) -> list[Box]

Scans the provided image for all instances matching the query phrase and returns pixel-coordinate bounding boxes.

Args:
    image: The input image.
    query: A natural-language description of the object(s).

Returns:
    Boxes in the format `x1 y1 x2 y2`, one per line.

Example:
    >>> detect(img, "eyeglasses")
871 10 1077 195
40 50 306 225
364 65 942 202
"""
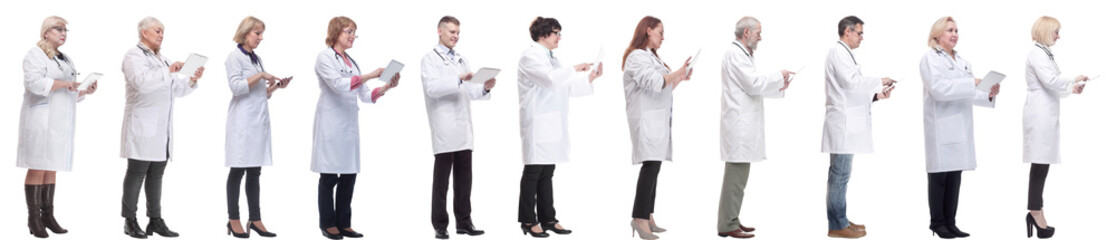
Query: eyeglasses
551 30 561 37
51 27 69 33
343 29 357 36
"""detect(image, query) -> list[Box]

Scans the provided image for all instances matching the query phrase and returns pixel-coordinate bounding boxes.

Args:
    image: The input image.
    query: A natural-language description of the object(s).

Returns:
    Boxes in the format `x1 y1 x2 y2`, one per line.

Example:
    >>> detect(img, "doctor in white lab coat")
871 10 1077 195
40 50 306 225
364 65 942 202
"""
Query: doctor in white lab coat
18 16 96 238
1022 16 1087 238
716 16 792 239
421 16 492 238
312 16 399 239
820 16 894 238
516 16 599 237
223 16 287 237
622 16 692 240
119 17 204 238
919 17 998 238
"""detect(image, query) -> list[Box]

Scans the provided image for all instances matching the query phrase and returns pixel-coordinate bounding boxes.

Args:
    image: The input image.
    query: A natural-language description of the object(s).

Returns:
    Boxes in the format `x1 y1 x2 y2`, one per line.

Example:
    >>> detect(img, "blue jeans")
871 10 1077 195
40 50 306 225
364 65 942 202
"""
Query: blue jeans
827 154 853 230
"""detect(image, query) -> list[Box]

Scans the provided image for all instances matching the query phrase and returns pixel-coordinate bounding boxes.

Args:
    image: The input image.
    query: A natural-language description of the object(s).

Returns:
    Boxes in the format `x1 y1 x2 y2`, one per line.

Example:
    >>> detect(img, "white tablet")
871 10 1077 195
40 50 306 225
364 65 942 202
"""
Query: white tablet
470 67 500 84
685 49 701 75
379 60 404 83
77 72 102 91
977 71 1005 92
177 53 207 78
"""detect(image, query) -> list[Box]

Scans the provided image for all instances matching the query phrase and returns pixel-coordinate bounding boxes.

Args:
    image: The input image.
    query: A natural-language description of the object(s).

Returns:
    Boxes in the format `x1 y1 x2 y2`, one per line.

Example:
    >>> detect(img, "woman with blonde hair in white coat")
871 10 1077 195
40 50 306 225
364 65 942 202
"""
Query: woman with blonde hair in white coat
119 16 204 239
312 16 399 240
223 16 287 238
516 16 601 238
919 16 999 239
18 15 98 238
1022 16 1088 239
622 16 692 240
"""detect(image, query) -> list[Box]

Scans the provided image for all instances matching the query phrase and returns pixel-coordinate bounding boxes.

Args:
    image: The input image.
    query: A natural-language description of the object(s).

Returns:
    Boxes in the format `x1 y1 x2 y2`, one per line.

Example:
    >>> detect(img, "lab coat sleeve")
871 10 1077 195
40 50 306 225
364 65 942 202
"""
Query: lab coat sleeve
830 49 882 95
518 52 576 90
22 52 54 97
421 54 464 99
568 73 593 98
461 59 492 100
122 51 172 96
624 51 666 93
170 57 197 98
315 52 355 94
226 53 251 97
727 53 785 96
919 54 976 102
973 90 995 108
1029 51 1074 98
357 83 375 103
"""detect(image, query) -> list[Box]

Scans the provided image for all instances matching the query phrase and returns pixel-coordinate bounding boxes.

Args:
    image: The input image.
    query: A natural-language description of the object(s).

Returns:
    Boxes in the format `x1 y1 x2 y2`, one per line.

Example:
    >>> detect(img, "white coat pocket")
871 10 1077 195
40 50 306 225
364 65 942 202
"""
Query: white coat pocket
845 106 869 134
131 116 159 138
935 113 965 145
532 111 563 143
640 109 669 142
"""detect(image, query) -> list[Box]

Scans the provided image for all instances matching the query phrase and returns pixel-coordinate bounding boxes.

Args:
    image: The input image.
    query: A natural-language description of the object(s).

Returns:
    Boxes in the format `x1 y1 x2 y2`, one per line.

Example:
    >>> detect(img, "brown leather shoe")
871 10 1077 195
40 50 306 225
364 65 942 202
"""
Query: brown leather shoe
827 226 866 239
738 225 756 232
718 229 754 238
849 221 865 230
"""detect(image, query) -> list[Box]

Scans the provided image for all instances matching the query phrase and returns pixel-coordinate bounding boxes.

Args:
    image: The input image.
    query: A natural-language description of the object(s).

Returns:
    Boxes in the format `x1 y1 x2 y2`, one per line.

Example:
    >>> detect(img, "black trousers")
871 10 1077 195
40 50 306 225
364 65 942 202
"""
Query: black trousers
1029 163 1050 210
518 164 556 223
318 173 357 229
432 150 473 230
928 171 962 228
122 159 167 219
632 161 662 219
228 167 262 221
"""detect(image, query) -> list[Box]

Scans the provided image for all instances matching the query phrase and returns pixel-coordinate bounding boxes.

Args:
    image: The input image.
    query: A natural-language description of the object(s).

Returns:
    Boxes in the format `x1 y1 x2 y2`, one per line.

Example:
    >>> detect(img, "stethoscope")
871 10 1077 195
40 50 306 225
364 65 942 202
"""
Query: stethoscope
137 44 170 68
333 49 361 75
934 48 967 71
837 41 857 65
1035 43 1055 61
433 48 465 66
51 53 76 78
732 41 752 58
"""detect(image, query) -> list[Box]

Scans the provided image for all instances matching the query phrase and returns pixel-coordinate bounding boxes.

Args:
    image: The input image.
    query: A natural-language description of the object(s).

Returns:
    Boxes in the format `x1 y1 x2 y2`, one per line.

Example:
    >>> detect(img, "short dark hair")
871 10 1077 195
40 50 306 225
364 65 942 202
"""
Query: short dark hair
529 17 561 41
438 16 459 28
838 16 864 37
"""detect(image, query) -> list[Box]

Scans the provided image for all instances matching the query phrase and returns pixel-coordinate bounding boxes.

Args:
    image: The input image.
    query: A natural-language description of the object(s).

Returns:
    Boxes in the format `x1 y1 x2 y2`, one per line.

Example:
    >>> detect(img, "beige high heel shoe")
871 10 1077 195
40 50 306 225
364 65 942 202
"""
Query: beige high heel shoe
630 219 659 239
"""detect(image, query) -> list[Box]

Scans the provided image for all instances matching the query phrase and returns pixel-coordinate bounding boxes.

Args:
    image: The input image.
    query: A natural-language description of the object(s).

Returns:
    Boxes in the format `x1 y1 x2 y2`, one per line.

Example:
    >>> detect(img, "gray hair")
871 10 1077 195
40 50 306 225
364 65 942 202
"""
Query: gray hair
137 17 163 40
734 16 760 39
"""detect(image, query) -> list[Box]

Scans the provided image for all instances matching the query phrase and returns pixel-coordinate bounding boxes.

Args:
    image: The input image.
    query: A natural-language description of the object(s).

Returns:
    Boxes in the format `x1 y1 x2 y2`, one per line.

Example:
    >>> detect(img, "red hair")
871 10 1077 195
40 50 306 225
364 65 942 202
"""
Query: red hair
622 16 664 70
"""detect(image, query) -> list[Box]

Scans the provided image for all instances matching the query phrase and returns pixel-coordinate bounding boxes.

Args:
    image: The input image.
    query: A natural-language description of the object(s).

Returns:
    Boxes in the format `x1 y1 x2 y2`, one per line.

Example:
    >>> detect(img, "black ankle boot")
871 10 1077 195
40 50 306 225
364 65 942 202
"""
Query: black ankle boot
146 218 179 237
40 184 68 234
946 225 969 238
25 185 48 238
124 218 147 239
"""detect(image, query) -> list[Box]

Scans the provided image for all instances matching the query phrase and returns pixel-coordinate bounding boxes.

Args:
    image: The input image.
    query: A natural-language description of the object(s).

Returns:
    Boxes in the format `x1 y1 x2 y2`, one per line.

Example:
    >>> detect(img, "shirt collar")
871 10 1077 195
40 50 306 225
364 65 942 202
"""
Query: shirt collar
436 43 455 58
137 42 157 56
535 42 553 58
238 44 260 65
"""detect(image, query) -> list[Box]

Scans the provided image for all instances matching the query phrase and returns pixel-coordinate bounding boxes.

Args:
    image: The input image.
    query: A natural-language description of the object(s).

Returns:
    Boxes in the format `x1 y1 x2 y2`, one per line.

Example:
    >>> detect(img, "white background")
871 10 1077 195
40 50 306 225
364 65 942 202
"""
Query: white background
1 0 1114 239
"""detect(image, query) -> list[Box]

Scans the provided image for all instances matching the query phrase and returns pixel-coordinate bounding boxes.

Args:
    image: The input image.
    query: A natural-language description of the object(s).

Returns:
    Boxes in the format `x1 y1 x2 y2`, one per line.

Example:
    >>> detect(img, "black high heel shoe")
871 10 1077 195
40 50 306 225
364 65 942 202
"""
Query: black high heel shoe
541 221 572 235
338 228 363 238
248 221 277 237
227 222 249 238
946 225 970 238
320 228 342 240
1026 213 1055 239
931 225 957 239
520 222 550 238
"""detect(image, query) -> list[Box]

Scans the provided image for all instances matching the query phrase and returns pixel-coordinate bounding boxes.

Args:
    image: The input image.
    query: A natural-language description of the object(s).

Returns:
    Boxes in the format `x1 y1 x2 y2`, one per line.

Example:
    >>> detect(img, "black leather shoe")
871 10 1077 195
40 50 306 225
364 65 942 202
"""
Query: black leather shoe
124 218 147 239
946 225 970 238
321 229 342 239
339 229 363 238
248 221 277 237
456 221 485 236
435 228 449 239
541 221 571 235
520 222 549 238
227 222 249 238
146 218 179 237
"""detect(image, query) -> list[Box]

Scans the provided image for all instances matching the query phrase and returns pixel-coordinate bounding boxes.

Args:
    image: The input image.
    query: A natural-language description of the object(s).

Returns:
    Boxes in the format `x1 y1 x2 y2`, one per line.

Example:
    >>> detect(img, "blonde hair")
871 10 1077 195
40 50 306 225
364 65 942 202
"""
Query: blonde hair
927 16 954 49
37 16 68 58
1031 16 1060 46
325 16 356 47
233 16 266 44
137 17 163 40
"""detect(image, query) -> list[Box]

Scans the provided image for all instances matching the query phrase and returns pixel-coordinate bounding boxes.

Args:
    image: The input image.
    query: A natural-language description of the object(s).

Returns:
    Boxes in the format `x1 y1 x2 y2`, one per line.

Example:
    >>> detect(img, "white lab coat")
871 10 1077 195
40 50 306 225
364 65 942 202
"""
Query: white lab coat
1023 42 1075 164
224 47 273 167
720 41 786 163
821 41 883 154
421 44 491 155
920 49 995 173
517 43 593 165
311 48 377 173
17 47 84 171
624 48 674 164
120 43 197 161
